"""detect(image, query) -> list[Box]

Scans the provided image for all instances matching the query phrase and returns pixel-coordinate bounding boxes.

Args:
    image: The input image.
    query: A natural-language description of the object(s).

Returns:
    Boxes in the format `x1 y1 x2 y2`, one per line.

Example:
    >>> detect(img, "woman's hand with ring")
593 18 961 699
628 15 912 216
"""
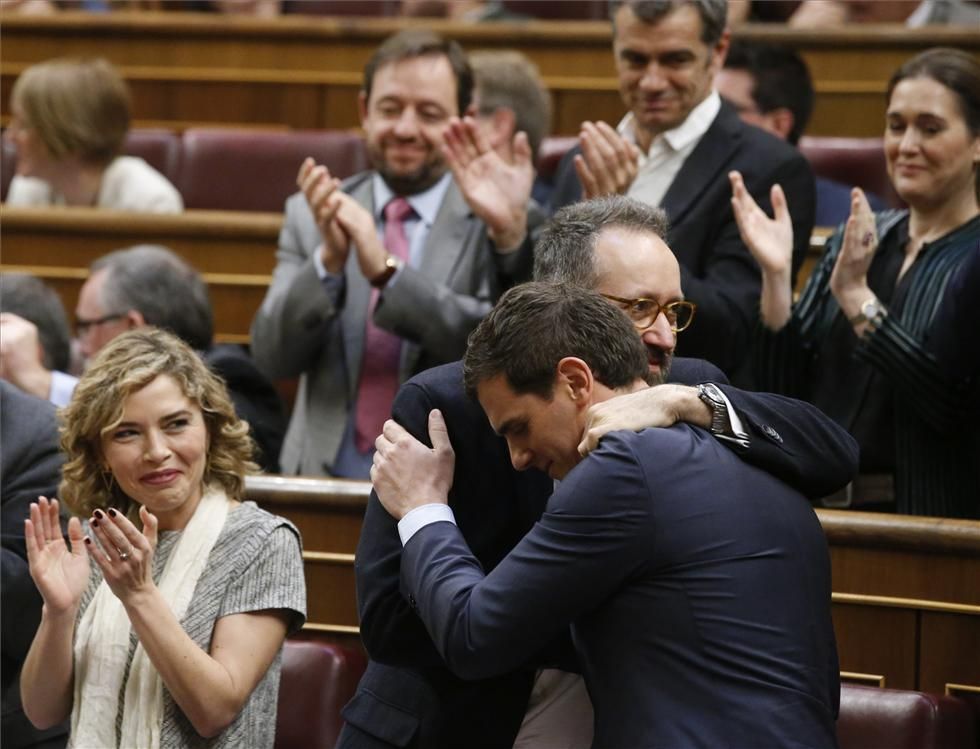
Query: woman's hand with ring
84 506 159 604
830 187 878 309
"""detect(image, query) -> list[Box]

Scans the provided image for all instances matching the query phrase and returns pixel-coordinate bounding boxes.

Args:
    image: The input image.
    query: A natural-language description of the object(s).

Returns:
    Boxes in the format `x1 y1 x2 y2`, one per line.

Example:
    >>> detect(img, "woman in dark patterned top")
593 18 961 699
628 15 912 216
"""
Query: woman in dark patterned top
728 47 980 519
20 328 306 748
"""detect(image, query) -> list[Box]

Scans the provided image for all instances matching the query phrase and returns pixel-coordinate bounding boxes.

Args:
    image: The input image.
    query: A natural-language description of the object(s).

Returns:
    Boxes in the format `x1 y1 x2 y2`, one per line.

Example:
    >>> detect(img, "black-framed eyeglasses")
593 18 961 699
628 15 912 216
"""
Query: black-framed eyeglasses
75 313 126 337
601 294 696 333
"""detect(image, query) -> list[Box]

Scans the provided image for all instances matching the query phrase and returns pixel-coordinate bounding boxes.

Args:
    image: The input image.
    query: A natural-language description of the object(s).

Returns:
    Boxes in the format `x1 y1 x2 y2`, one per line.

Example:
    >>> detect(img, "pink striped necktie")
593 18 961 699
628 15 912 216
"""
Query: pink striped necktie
354 197 414 453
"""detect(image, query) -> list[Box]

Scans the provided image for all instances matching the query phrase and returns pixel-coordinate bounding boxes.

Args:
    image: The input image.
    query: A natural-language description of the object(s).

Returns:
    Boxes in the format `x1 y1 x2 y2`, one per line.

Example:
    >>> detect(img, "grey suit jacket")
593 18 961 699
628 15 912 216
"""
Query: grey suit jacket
250 171 532 475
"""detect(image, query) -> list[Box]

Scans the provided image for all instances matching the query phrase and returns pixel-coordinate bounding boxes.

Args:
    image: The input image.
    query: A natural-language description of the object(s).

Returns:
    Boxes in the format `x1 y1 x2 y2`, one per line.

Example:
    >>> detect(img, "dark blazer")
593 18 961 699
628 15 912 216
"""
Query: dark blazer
402 426 840 748
203 344 286 474
551 103 816 379
339 360 857 748
1 383 69 749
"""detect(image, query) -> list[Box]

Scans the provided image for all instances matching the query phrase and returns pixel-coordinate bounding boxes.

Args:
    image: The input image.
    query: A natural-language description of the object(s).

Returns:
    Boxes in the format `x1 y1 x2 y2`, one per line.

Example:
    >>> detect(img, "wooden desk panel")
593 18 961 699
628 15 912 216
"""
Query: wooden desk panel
2 14 977 137
0 207 279 344
832 603 917 689
919 612 980 695
304 553 358 629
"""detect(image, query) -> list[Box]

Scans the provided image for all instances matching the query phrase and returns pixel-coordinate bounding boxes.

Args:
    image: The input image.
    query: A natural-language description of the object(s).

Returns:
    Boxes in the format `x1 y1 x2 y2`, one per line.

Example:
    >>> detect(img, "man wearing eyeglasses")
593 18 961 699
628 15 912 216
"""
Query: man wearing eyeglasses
340 196 856 749
371 281 840 748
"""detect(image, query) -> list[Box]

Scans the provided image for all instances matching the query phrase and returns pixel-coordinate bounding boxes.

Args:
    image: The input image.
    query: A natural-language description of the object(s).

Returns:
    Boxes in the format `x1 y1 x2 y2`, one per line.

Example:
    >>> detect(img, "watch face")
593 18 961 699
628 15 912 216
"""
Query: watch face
862 299 882 319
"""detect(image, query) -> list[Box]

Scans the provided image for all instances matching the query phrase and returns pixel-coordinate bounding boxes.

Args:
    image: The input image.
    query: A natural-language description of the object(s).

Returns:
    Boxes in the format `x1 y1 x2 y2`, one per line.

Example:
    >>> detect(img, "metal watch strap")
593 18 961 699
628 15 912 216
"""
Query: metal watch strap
697 383 729 436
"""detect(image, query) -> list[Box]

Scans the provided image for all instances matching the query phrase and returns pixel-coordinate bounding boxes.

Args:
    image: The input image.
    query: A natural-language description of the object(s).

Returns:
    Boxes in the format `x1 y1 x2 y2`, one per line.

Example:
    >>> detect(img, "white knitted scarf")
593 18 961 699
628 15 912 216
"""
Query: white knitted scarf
69 486 231 749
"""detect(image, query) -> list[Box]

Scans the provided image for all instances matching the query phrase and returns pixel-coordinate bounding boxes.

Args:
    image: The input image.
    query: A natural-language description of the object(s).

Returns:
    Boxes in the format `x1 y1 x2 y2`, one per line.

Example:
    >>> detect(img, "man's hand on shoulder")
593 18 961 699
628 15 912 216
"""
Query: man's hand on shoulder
574 121 640 200
578 384 710 455
443 116 532 251
372 409 456 520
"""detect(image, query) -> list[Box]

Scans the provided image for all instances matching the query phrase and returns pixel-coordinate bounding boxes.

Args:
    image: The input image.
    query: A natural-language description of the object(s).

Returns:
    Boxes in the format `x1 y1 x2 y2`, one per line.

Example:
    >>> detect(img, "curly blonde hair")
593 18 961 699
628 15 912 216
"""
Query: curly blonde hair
59 328 257 522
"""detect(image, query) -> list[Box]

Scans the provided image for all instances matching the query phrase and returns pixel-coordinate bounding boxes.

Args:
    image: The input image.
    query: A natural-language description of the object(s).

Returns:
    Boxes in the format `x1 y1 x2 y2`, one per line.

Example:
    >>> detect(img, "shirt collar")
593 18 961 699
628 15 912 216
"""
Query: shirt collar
372 171 452 226
617 90 722 155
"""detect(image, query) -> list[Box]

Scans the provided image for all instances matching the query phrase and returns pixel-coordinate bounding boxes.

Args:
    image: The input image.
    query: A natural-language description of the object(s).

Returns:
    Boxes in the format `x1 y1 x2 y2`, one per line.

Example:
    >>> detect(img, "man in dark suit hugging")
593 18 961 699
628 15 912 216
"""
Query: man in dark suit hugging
373 281 840 749
340 196 854 748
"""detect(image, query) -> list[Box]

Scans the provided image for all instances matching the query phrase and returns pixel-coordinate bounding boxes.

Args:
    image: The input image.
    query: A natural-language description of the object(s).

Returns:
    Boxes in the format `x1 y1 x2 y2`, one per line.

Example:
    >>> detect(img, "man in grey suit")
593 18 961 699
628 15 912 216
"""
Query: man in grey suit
372 283 840 748
250 29 538 477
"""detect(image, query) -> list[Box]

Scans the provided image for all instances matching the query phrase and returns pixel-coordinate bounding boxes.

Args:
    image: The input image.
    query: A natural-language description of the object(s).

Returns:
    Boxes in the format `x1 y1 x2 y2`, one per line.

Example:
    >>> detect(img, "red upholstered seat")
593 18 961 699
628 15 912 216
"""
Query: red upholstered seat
274 637 367 749
500 0 609 19
282 0 399 15
837 684 977 749
536 136 578 184
123 128 181 184
177 129 369 212
799 136 904 209
2 128 180 202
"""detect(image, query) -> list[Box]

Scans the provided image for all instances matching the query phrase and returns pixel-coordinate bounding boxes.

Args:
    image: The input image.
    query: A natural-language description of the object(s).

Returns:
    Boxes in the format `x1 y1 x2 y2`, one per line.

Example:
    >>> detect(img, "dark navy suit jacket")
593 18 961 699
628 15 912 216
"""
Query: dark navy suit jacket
403 425 840 748
339 360 856 748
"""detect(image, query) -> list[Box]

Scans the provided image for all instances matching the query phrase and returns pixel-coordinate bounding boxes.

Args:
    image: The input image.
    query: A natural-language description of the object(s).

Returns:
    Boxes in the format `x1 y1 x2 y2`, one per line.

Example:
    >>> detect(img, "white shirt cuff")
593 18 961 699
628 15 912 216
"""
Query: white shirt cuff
397 503 457 546
714 388 750 449
49 370 79 407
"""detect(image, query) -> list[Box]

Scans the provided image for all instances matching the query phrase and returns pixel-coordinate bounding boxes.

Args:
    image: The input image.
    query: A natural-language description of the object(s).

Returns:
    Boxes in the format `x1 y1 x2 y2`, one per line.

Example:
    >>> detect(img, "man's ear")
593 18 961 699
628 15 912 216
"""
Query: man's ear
556 357 593 406
762 107 796 142
710 28 731 74
126 310 145 330
491 108 517 149
358 91 369 126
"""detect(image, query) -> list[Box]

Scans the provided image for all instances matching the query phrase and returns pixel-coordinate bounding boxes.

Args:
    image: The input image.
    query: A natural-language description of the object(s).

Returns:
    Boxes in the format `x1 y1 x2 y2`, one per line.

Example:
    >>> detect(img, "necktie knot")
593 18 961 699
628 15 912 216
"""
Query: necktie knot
384 197 414 224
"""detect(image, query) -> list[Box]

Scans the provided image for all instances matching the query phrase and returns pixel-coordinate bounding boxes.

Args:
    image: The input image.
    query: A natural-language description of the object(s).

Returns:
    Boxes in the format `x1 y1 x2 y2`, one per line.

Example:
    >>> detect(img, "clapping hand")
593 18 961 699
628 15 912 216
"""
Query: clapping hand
84 505 159 605
830 188 877 307
443 116 532 250
25 497 89 615
729 170 795 277
297 157 349 274
574 121 640 199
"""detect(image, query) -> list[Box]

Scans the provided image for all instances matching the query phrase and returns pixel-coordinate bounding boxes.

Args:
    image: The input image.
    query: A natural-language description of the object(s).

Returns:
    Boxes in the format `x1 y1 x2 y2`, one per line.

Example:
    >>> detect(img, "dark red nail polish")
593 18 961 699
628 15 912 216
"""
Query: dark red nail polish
94 509 104 519
92 519 99 528
108 508 117 518
84 537 91 544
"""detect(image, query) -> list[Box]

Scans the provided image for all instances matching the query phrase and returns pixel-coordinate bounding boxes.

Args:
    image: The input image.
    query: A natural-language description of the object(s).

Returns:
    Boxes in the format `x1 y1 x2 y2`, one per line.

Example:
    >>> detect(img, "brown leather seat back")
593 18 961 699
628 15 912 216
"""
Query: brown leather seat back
123 128 182 184
178 128 369 212
838 684 977 749
274 637 367 749
799 136 903 209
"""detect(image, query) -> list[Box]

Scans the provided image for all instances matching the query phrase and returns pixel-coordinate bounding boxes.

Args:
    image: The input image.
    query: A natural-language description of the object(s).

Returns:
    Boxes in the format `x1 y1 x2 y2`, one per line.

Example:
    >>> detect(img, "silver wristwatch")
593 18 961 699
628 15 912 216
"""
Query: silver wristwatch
848 296 886 326
696 383 729 436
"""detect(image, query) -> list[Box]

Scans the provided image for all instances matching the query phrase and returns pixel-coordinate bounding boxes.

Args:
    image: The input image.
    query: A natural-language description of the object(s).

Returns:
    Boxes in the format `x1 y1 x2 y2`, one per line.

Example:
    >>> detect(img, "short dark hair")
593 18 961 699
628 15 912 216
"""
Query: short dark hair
723 39 814 145
463 282 652 399
611 0 728 47
0 272 72 372
887 47 980 200
533 196 670 288
471 50 552 161
91 246 214 351
363 29 473 116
